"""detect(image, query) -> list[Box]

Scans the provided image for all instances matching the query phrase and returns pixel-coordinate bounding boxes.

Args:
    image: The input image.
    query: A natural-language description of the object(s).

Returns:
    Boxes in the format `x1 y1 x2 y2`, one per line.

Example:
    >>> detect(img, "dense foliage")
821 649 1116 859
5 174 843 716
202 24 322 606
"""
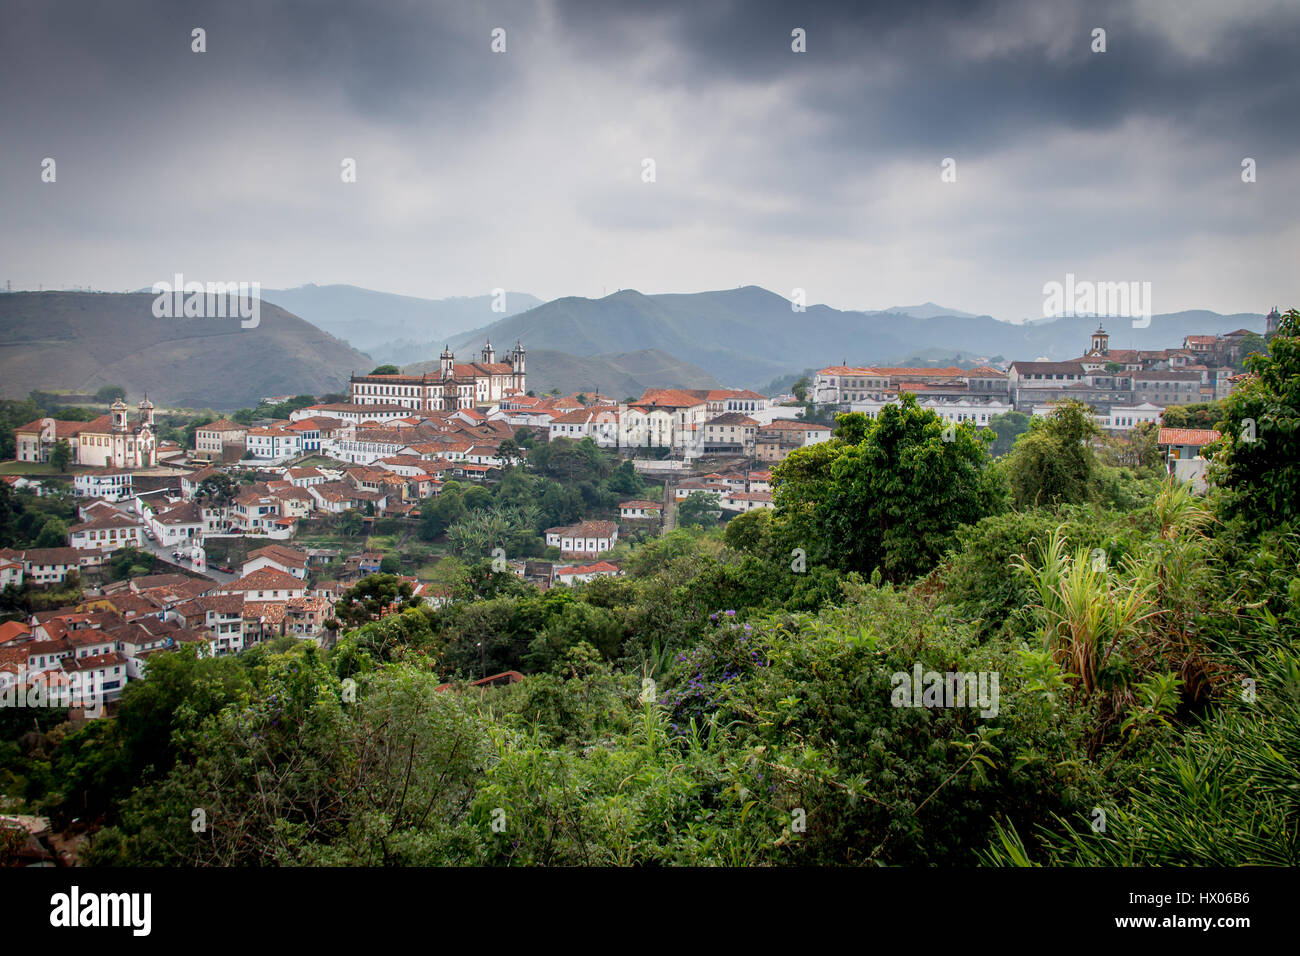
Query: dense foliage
4 322 1298 866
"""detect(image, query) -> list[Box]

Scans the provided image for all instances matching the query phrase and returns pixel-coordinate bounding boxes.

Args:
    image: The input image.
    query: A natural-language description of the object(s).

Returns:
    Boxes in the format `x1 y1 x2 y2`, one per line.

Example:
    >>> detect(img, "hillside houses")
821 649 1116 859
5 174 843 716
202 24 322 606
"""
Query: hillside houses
545 520 619 559
755 420 832 462
0 543 342 713
816 323 1253 432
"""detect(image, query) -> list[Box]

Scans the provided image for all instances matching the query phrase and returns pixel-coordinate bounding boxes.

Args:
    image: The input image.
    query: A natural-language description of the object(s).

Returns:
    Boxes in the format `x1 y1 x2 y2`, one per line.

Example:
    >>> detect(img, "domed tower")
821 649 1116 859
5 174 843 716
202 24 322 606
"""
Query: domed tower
1090 324 1109 356
511 339 526 392
138 394 154 428
481 338 496 365
1266 306 1281 336
440 345 455 379
110 399 129 431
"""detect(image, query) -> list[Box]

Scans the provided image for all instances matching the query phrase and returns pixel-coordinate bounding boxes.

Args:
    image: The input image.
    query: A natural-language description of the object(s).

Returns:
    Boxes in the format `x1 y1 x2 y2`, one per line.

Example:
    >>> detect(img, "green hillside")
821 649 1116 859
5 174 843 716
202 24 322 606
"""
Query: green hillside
0 291 372 410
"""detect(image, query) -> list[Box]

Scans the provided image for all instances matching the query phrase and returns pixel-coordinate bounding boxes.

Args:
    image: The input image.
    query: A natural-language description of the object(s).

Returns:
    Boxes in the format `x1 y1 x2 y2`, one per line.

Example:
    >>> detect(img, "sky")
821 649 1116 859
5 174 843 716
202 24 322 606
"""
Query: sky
1 0 1297 323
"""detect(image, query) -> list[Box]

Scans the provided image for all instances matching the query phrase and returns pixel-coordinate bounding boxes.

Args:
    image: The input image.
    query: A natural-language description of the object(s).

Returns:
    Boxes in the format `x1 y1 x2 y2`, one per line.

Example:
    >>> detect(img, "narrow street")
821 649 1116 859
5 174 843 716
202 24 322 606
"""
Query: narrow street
100 502 240 586
661 479 676 534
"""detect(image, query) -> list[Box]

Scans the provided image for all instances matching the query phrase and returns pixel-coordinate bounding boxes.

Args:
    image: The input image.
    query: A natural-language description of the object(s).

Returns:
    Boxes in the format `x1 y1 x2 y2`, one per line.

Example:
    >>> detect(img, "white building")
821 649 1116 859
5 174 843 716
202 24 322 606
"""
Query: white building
73 472 133 501
68 511 144 553
850 397 1014 427
544 520 619 559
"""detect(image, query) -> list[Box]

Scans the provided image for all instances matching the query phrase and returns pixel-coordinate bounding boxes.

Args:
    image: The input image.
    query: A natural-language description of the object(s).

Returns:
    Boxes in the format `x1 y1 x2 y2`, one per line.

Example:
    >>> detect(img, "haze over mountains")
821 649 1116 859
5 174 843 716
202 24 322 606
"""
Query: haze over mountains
0 286 1267 410
0 292 371 410
259 285 542 365
446 286 1267 389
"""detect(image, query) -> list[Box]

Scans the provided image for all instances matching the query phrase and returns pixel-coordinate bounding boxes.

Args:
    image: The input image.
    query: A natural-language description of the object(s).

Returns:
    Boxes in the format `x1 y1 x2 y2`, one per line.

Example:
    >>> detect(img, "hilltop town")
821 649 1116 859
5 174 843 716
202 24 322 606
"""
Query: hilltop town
0 311 1278 729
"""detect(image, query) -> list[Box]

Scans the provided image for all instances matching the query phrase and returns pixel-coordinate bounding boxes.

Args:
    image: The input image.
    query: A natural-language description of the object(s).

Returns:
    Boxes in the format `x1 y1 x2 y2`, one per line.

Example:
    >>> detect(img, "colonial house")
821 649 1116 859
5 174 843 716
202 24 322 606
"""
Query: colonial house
0 556 23 589
849 397 1013 427
284 596 335 643
719 491 774 513
194 419 249 457
291 403 412 426
14 398 157 469
67 510 144 553
242 544 310 580
1157 427 1222 492
216 568 307 602
245 426 303 462
174 594 247 656
348 341 527 412
73 471 133 501
285 466 329 488
618 500 663 521
544 520 619 559
144 500 205 547
285 417 344 453
17 548 87 585
702 413 758 456
548 408 621 447
755 421 832 463
230 490 290 534
626 390 711 458
554 561 622 586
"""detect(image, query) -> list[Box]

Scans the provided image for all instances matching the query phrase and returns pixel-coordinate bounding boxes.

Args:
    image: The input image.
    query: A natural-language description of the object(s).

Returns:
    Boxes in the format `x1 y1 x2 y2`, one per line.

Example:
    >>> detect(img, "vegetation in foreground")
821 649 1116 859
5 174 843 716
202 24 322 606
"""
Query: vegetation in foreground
2 312 1297 867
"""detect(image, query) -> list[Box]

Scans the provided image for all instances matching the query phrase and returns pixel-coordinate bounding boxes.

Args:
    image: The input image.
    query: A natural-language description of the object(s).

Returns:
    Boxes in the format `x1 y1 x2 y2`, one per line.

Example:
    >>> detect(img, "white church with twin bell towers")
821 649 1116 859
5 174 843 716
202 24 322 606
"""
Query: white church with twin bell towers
348 340 526 412
12 396 157 469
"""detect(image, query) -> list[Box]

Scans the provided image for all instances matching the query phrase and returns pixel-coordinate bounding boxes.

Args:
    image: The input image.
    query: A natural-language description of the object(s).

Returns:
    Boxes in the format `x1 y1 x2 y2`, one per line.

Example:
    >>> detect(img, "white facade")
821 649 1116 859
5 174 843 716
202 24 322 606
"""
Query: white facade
73 472 133 501
850 397 1013 426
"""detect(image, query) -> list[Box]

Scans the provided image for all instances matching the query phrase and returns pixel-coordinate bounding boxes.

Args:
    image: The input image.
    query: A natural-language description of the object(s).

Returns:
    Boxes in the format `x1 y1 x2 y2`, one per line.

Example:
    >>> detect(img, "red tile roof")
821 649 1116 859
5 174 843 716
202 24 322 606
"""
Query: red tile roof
1157 428 1221 447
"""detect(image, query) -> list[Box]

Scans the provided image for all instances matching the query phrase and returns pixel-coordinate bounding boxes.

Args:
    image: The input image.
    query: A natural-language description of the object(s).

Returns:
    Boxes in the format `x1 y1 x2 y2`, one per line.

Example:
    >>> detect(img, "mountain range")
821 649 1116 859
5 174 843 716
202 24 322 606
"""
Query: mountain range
259 284 543 362
1 286 1268 410
0 292 371 410
444 286 1267 389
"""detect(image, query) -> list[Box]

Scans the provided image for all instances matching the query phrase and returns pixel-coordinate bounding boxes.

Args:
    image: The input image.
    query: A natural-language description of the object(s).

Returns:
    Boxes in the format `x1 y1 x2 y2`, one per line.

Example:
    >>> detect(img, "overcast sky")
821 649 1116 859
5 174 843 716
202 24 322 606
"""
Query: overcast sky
2 0 1296 322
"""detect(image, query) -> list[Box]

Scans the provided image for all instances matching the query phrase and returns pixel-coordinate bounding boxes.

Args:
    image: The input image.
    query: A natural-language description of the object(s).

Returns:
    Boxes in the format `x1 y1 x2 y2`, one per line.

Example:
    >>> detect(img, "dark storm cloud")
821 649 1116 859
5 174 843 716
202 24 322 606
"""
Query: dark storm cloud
0 0 1295 318
552 0 1300 153
2 0 538 128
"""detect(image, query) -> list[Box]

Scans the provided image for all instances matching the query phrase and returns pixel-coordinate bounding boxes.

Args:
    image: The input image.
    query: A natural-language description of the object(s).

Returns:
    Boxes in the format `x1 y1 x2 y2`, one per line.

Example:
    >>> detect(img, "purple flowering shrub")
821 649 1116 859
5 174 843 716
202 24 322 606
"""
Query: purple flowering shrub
660 609 770 734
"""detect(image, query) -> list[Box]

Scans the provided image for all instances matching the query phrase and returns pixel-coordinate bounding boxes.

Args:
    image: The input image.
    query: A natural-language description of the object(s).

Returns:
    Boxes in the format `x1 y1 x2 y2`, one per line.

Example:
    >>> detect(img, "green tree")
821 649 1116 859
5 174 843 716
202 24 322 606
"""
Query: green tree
420 484 466 539
1004 400 1099 509
94 385 127 403
496 438 522 466
34 516 68 548
677 491 722 528
775 394 1000 581
1160 402 1221 430
335 573 423 627
1238 331 1267 362
379 554 401 574
50 439 72 473
987 410 1031 457
369 365 401 375
196 472 238 509
338 510 364 536
1210 308 1300 529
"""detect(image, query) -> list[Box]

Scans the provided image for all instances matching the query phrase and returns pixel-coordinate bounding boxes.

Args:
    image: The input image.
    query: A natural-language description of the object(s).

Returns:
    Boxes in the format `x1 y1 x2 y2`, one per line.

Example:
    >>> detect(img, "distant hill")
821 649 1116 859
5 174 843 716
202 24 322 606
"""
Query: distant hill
260 284 542 358
870 302 987 320
405 347 720 400
0 291 372 410
447 286 1266 389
